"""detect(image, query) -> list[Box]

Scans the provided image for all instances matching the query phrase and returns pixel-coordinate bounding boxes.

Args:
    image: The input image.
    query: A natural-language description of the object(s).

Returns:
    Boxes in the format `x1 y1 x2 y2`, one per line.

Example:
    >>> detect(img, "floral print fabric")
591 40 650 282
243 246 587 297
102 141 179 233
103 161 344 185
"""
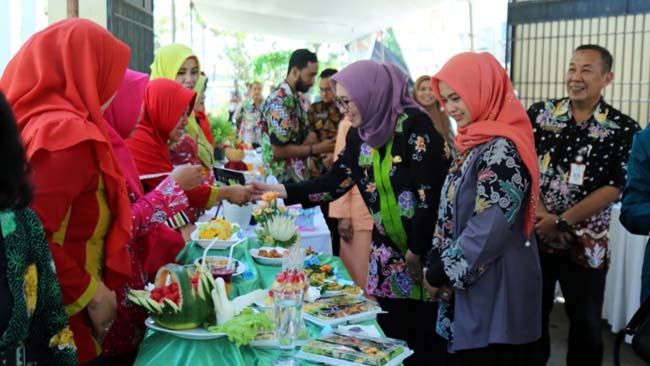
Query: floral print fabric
528 97 640 269
285 109 448 299
260 81 311 183
432 138 531 341
0 208 77 365
307 100 343 176
236 99 263 146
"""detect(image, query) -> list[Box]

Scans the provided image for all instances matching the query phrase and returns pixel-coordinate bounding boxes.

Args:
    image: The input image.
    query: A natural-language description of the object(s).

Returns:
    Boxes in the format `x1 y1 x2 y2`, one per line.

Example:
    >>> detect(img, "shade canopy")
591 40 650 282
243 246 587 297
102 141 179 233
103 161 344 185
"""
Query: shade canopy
193 0 438 44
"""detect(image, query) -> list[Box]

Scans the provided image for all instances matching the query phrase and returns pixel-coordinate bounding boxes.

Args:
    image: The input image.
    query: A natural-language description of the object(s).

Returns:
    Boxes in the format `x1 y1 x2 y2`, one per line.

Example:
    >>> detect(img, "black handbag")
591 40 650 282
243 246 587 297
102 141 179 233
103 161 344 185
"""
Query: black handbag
614 297 650 365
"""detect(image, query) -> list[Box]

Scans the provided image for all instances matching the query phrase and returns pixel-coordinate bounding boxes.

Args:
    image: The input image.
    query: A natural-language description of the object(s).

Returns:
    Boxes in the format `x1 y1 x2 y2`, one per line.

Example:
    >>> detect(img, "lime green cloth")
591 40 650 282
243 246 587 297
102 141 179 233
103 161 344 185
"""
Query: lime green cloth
150 43 214 167
133 239 385 366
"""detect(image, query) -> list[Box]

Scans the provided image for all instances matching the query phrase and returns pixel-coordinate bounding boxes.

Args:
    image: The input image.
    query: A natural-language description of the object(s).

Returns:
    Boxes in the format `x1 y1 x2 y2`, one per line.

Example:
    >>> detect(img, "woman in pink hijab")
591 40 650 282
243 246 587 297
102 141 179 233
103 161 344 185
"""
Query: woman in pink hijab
101 70 203 362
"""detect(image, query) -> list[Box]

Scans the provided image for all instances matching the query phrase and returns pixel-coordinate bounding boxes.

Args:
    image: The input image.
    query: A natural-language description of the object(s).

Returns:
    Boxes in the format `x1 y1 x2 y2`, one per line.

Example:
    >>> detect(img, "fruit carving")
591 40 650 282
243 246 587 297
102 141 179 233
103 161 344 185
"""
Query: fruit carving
128 264 216 330
269 268 307 298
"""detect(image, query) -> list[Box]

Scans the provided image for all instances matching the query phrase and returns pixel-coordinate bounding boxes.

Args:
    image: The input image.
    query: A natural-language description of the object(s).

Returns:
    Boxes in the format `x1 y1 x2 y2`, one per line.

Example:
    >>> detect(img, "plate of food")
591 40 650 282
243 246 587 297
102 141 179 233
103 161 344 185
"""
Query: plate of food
321 281 364 298
304 263 337 287
145 318 226 341
249 246 290 266
191 218 244 249
193 256 247 276
249 309 310 349
296 331 413 366
303 296 383 327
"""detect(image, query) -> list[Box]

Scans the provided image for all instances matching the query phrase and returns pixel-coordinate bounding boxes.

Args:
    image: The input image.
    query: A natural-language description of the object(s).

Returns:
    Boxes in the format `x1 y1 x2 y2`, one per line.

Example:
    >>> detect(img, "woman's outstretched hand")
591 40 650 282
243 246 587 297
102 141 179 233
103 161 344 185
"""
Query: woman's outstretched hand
249 181 287 201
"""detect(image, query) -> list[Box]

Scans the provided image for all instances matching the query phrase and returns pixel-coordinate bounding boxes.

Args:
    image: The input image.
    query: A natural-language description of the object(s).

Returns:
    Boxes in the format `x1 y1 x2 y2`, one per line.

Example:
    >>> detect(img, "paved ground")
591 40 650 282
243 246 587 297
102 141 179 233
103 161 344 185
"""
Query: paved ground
547 300 645 366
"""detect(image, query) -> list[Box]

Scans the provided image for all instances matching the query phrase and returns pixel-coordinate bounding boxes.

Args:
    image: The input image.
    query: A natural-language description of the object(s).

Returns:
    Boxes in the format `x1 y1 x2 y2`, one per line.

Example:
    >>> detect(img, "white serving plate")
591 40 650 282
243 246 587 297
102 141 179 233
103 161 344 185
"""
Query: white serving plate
249 246 290 266
191 223 244 249
193 256 247 276
145 318 225 340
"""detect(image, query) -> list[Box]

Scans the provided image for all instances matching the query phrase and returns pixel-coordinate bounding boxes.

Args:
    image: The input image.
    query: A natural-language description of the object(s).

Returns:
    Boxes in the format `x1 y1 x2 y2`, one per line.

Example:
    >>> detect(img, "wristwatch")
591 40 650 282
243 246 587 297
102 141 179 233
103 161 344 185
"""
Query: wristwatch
555 214 571 232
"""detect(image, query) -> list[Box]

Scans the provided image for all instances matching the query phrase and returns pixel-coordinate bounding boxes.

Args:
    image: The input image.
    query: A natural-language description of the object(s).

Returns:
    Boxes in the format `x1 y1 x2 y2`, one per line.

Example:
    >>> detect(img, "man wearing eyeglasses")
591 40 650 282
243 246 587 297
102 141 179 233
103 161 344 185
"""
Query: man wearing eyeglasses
260 49 335 184
307 68 341 176
305 68 342 254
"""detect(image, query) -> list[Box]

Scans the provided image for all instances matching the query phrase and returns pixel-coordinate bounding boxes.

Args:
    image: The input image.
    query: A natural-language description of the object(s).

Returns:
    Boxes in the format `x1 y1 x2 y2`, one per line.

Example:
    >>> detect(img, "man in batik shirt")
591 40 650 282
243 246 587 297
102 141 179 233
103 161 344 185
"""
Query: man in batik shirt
307 68 342 176
306 68 341 254
528 44 640 366
260 49 335 183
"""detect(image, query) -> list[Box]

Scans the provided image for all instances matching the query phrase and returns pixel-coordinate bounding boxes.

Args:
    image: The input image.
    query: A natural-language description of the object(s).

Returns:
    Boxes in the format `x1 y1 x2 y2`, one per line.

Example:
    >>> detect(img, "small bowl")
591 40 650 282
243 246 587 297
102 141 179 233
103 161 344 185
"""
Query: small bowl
225 147 245 162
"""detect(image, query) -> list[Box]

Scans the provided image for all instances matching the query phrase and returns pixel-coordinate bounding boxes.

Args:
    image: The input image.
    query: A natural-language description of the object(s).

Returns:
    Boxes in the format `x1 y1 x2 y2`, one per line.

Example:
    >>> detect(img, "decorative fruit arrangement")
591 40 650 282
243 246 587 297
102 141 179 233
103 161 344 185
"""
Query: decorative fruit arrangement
269 268 307 298
128 264 216 330
197 218 237 240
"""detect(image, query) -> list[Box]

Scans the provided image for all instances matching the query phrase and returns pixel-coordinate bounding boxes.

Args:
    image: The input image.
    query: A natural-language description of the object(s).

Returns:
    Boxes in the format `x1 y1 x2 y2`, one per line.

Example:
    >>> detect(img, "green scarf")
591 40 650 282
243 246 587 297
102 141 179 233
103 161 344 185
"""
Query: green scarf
372 137 408 254
151 43 213 167
371 114 425 300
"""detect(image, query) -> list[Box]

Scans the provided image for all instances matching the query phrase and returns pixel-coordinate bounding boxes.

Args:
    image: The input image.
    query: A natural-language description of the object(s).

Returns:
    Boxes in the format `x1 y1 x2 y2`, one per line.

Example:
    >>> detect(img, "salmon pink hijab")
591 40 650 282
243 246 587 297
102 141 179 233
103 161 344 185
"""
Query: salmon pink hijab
431 52 539 236
127 78 196 176
0 18 133 288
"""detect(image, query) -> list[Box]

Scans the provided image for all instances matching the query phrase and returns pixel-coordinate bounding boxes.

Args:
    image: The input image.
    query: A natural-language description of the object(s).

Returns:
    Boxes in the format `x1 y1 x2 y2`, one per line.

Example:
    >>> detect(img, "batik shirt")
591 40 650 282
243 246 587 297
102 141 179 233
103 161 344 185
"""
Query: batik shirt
0 208 77 365
285 108 448 299
307 101 343 176
431 138 531 342
260 81 311 183
236 99 263 146
528 97 640 269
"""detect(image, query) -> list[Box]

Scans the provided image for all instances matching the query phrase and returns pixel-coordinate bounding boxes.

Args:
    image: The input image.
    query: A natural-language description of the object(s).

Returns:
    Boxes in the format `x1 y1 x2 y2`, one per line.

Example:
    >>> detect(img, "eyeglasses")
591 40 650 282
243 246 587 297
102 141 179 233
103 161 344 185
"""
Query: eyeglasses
319 87 333 93
334 96 352 111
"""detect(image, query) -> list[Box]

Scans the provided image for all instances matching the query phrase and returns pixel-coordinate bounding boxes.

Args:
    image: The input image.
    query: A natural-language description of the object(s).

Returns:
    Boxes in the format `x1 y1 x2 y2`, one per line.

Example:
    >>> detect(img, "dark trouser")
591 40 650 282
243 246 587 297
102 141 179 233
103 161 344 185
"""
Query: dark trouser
377 298 447 366
532 252 607 366
451 342 537 366
228 110 235 122
320 202 340 256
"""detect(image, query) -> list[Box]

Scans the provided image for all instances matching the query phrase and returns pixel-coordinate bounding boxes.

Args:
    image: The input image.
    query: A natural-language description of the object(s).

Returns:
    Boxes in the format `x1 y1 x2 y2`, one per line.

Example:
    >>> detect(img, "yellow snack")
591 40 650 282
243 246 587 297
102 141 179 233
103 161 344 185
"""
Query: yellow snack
197 218 233 240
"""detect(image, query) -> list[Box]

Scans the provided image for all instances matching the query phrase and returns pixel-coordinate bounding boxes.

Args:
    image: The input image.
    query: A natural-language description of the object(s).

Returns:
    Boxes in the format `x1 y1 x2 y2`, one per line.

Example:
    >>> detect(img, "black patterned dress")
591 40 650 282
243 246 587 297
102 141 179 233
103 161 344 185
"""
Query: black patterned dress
0 208 77 365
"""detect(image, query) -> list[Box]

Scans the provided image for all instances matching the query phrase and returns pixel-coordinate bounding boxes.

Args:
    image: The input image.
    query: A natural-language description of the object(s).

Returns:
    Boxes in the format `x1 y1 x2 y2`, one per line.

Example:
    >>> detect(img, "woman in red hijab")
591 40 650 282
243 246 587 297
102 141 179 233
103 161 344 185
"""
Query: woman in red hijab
101 70 203 362
0 19 132 363
127 79 250 217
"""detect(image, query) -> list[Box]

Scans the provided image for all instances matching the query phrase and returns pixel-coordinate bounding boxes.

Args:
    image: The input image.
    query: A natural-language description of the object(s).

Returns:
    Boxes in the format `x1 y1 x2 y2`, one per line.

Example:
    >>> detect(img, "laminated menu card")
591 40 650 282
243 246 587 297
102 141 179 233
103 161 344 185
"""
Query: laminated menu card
302 296 383 327
296 331 414 366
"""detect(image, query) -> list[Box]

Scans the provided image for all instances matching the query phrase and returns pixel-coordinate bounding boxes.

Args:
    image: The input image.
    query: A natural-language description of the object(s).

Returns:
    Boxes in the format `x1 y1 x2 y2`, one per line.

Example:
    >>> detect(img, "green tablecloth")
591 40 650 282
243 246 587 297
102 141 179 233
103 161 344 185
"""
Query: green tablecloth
134 239 379 366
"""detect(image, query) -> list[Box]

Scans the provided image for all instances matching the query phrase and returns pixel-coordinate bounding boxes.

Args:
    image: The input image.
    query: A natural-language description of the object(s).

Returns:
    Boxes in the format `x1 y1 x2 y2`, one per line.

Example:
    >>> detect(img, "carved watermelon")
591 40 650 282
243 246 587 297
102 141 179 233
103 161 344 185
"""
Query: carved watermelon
128 264 215 330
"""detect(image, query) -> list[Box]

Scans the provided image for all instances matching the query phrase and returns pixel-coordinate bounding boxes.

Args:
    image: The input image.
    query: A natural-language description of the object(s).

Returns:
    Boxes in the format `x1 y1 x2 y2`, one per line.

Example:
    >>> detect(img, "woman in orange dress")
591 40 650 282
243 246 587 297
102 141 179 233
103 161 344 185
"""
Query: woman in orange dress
329 119 374 290
0 19 132 363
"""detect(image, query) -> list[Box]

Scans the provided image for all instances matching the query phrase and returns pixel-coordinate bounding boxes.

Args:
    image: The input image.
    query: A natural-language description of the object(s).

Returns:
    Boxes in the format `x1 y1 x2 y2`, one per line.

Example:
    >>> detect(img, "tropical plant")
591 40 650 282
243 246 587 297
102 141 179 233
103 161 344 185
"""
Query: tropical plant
209 113 235 146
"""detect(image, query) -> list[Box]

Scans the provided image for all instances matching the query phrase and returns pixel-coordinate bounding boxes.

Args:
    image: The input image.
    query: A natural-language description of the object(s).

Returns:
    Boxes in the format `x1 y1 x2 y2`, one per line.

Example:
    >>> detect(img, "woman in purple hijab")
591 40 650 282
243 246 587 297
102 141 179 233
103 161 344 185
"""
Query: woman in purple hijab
252 60 449 366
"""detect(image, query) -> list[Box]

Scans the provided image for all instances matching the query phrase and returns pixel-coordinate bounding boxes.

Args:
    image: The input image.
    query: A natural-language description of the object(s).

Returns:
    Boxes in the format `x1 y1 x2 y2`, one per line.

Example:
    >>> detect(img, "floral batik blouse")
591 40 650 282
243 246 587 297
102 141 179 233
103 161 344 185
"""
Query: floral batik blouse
0 208 77 365
285 108 448 299
430 138 531 341
528 97 639 269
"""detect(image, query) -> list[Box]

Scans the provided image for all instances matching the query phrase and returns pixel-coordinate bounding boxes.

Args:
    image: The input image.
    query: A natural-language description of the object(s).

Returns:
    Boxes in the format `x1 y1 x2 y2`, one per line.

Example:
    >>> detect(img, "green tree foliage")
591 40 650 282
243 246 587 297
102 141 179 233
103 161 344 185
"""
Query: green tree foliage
250 50 292 86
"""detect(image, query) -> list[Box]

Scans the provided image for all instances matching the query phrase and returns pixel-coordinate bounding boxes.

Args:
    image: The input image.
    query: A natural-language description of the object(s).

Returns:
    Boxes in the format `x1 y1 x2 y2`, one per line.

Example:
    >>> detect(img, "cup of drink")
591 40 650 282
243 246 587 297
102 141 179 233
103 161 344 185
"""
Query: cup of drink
273 288 304 366
210 267 235 296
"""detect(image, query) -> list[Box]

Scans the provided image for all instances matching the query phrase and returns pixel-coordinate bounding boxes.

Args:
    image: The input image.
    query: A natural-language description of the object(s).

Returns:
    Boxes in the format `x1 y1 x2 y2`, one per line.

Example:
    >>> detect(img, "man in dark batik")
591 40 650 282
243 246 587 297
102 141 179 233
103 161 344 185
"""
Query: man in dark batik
307 68 342 254
528 44 640 366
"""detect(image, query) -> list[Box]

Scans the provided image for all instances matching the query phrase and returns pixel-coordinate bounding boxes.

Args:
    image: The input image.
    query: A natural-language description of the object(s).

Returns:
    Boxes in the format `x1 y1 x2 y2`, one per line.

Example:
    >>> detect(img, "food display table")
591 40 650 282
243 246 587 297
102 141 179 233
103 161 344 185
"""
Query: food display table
133 239 385 366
